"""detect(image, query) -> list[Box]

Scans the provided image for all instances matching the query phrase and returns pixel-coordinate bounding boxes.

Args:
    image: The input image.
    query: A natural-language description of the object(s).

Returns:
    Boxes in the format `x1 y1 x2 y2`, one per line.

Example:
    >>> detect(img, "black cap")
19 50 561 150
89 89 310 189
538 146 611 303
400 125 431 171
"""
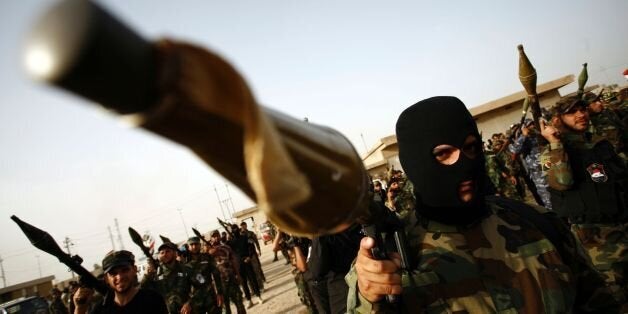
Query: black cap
187 236 200 244
158 242 178 252
102 250 135 273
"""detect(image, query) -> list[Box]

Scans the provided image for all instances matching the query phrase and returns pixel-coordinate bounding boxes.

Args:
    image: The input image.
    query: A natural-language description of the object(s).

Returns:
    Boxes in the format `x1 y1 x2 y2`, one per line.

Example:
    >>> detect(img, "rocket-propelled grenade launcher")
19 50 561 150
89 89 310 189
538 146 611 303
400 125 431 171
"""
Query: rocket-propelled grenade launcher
11 215 109 295
24 0 369 236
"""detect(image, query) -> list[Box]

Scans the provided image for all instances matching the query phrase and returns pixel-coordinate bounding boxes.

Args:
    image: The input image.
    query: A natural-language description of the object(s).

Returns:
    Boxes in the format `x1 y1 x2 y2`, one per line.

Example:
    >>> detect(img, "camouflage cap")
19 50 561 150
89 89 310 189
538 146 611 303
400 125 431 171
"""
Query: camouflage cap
187 236 200 244
601 89 618 103
210 230 220 237
551 96 586 116
583 91 602 104
157 242 178 252
102 250 135 273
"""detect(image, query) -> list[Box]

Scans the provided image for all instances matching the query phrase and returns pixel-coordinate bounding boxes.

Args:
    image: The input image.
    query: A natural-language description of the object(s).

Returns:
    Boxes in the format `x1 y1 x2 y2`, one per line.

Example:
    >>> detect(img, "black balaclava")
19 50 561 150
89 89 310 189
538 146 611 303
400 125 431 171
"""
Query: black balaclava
396 96 488 225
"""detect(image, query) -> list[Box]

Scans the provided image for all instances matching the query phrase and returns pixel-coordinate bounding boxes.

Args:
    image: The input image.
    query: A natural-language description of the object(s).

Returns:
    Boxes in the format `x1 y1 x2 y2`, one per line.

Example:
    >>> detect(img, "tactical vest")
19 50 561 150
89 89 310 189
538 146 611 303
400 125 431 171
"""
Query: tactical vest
550 139 628 223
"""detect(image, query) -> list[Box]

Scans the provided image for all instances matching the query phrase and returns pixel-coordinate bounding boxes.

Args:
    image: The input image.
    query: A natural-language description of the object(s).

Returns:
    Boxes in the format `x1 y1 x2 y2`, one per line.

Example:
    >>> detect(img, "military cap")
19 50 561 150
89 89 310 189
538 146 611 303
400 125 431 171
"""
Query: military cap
210 230 220 237
157 242 178 252
102 250 135 273
583 91 601 104
187 236 200 244
551 96 586 116
601 89 618 103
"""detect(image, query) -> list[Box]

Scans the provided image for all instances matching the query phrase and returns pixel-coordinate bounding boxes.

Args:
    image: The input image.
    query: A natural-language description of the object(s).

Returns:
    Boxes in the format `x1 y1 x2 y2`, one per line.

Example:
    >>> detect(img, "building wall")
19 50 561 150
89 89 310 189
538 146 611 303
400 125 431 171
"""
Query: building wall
234 207 268 240
474 91 561 140
0 281 54 303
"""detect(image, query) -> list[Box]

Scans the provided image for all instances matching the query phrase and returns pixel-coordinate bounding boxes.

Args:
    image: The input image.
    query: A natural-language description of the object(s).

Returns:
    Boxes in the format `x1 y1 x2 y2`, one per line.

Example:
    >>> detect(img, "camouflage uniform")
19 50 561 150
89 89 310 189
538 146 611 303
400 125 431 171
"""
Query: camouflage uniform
486 150 521 200
186 252 224 314
508 131 552 209
589 108 628 162
384 178 415 221
346 197 619 313
208 243 246 314
141 261 192 314
540 132 628 307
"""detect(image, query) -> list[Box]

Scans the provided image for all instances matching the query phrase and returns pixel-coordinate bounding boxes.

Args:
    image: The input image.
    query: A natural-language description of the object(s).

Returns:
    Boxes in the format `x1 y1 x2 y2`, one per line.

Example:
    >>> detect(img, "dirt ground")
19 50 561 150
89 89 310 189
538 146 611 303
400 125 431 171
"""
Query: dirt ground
228 242 307 314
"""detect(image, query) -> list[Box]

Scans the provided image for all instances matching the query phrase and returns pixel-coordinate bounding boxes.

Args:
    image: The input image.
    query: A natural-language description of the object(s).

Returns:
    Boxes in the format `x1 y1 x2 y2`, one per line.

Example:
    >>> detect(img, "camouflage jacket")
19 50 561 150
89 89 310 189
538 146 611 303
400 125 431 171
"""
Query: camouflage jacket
590 109 628 158
141 261 191 314
384 179 415 220
346 197 618 313
540 132 628 222
187 252 223 294
208 243 240 283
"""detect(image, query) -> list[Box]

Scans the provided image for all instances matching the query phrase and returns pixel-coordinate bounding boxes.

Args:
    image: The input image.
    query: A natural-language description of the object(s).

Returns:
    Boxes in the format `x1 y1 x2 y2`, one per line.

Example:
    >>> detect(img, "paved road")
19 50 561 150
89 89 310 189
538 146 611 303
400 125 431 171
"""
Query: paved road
228 242 307 314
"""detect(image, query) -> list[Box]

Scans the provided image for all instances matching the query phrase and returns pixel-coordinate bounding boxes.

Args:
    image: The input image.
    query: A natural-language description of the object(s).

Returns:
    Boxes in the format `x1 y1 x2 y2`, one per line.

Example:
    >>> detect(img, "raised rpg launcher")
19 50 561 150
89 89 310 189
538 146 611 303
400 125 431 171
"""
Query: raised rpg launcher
128 226 158 267
24 0 368 237
11 215 109 295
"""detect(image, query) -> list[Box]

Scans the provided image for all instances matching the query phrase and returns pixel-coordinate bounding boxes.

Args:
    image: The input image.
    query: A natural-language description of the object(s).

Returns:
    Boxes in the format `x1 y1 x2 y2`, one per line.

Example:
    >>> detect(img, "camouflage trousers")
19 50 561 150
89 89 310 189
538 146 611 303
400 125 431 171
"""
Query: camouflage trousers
223 280 245 314
293 270 317 314
571 223 628 306
190 287 221 314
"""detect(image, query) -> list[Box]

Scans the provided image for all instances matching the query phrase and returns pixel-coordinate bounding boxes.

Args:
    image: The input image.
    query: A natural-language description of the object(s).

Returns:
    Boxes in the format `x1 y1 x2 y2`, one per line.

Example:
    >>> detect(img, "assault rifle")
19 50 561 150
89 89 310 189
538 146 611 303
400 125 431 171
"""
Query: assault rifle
11 215 109 295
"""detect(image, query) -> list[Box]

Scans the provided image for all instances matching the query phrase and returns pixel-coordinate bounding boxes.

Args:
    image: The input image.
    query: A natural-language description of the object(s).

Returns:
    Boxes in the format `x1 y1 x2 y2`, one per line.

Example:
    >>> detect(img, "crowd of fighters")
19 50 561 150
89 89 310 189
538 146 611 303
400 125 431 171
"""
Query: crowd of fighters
47 85 628 314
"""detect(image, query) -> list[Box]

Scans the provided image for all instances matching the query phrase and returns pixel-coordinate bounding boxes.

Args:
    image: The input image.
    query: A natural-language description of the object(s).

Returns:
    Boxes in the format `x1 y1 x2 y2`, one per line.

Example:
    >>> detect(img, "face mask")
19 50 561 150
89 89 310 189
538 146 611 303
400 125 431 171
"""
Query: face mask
396 96 488 225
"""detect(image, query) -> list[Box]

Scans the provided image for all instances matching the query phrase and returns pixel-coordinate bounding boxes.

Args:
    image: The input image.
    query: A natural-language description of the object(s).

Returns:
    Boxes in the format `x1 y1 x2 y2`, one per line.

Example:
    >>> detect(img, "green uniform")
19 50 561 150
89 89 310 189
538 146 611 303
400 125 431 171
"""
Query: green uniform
346 197 619 313
141 261 192 314
187 253 224 314
540 132 628 307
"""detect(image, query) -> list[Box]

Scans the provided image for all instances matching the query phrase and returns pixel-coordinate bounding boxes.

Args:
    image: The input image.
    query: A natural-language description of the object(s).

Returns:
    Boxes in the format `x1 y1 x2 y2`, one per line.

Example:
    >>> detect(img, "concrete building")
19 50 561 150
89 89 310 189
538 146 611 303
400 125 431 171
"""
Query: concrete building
232 206 267 238
361 75 586 180
0 275 55 303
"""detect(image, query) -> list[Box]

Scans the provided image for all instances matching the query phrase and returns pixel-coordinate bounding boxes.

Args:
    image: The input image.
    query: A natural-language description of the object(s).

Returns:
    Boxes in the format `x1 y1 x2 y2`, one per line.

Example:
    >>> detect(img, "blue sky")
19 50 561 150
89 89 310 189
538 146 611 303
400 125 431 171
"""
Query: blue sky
1 0 626 286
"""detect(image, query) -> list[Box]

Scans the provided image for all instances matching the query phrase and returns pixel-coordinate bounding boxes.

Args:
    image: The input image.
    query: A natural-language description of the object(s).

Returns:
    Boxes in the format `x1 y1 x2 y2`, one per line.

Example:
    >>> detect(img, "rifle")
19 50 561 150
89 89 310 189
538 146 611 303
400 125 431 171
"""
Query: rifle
11 215 109 295
24 0 368 237
128 227 158 266
192 228 211 245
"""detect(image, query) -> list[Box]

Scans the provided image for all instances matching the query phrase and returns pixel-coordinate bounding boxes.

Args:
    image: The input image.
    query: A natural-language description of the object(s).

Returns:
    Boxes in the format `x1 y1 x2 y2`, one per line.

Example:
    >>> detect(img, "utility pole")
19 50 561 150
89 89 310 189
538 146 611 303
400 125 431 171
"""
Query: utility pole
114 218 125 250
107 226 116 251
0 254 6 287
225 183 236 217
214 186 226 220
177 209 190 238
360 133 368 155
63 237 76 279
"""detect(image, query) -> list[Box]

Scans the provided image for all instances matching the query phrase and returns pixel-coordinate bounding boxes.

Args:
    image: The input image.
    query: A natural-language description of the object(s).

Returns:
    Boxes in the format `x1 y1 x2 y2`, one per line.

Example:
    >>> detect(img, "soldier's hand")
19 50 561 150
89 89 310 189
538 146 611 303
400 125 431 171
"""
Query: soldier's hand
73 287 94 313
146 262 157 276
521 125 530 136
355 237 402 303
180 302 191 314
540 119 561 143
216 294 224 307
